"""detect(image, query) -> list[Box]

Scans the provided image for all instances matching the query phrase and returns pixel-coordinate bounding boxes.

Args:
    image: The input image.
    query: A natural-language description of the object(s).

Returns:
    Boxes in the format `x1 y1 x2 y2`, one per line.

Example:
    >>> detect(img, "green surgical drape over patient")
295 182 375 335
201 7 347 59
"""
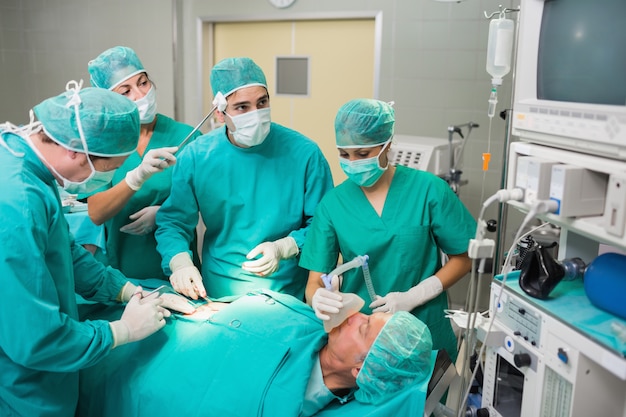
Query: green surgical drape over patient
78 290 328 416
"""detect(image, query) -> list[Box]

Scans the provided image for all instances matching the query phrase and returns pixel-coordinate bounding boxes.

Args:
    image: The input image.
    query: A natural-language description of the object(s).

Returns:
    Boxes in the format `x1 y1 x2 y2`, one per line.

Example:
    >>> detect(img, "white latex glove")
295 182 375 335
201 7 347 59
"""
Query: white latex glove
120 283 196 314
369 275 443 313
125 146 178 191
119 205 160 235
311 275 344 321
242 236 299 277
159 292 196 315
169 252 205 300
109 287 171 349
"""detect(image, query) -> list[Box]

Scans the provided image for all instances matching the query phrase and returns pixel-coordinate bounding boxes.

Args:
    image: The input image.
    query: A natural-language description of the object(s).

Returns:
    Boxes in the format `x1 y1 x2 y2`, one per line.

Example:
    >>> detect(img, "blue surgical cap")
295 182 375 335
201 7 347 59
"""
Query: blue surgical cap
33 82 140 157
88 46 146 90
210 57 267 98
355 312 433 405
335 98 395 148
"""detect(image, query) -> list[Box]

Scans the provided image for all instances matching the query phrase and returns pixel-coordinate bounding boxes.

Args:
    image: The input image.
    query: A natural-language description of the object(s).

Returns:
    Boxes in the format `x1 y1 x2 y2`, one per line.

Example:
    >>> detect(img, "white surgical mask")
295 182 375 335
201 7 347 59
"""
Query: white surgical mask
135 85 158 124
226 108 271 147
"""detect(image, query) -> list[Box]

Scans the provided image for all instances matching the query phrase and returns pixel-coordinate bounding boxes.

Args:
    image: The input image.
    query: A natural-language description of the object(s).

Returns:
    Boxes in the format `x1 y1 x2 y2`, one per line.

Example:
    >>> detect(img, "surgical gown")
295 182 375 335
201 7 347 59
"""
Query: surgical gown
155 123 333 301
97 114 201 279
0 132 127 417
299 165 476 360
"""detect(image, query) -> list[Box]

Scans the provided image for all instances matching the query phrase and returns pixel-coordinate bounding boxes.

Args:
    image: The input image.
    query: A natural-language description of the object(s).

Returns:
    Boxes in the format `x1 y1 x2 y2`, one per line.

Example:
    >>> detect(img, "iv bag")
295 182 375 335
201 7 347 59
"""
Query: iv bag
486 17 514 84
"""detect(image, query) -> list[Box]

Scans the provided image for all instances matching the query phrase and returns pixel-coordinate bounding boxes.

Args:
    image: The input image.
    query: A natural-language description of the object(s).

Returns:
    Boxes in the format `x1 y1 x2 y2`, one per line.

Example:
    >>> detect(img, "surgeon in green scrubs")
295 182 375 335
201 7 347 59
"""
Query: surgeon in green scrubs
300 98 476 361
155 57 333 301
86 46 202 280
0 82 172 417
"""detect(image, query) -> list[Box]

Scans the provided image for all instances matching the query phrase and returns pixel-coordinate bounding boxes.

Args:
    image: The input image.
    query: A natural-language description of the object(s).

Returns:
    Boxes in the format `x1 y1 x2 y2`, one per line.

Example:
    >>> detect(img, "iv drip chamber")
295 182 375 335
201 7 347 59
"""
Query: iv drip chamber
486 17 514 84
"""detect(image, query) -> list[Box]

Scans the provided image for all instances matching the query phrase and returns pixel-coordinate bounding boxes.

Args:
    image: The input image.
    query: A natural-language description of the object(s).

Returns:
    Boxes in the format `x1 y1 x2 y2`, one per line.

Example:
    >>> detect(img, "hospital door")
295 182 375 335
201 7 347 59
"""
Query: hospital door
202 19 377 184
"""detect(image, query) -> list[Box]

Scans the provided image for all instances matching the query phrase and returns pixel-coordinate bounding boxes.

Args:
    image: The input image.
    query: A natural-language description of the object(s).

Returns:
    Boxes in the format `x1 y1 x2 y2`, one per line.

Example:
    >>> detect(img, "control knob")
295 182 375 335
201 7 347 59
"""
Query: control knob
514 353 531 368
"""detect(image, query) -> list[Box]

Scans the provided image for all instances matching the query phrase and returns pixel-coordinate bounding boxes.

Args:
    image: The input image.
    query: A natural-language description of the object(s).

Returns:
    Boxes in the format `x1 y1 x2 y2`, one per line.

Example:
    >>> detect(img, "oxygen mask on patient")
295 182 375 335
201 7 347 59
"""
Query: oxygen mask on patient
321 256 372 332
322 275 365 333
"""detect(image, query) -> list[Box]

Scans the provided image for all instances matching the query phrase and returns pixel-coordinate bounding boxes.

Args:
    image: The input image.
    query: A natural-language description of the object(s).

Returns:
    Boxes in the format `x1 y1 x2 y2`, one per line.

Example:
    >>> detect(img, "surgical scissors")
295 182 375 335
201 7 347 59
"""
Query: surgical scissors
144 285 199 307
144 284 179 298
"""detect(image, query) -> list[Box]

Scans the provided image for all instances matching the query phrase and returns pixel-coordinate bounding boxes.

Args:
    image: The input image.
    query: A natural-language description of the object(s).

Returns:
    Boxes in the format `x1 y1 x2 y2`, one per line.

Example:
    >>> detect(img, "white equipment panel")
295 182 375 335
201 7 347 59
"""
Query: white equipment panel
390 135 462 177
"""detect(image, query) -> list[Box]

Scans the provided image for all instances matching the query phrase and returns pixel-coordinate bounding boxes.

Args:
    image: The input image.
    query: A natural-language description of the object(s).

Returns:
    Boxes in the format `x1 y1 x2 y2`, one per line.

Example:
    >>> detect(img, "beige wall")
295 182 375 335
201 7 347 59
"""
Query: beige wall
207 19 376 183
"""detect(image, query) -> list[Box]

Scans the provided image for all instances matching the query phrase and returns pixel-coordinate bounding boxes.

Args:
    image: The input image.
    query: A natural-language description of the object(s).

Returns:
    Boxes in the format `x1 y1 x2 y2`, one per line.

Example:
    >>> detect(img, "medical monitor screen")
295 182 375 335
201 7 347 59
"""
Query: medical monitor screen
537 0 626 106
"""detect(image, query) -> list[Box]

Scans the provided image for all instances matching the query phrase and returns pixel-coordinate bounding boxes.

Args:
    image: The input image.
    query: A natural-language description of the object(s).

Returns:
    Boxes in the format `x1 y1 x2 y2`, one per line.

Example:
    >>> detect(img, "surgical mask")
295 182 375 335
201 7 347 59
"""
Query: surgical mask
135 85 157 124
22 128 113 195
226 107 271 147
63 167 115 195
339 140 391 187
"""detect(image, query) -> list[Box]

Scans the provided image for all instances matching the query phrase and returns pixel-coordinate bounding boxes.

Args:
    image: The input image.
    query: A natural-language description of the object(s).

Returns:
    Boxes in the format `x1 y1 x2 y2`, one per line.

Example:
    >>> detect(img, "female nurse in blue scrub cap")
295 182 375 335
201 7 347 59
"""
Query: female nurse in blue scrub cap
85 46 201 280
299 98 476 361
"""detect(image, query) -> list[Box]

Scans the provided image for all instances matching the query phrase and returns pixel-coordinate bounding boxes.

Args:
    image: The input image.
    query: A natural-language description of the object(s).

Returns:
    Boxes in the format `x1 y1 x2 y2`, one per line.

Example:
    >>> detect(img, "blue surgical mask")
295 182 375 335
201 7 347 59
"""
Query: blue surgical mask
63 168 115 195
339 140 391 187
226 108 271 147
135 85 158 124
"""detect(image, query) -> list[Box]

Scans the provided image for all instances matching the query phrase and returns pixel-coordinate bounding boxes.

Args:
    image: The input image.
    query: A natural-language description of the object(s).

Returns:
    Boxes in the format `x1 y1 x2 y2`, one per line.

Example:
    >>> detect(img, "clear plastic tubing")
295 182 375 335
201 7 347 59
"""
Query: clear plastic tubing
487 87 498 119
326 255 368 278
324 254 377 302
360 258 377 303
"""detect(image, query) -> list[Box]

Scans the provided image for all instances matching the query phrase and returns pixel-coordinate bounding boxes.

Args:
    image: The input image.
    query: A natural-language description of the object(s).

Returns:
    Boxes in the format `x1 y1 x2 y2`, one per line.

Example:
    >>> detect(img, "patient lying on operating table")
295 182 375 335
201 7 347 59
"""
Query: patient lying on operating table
77 290 433 417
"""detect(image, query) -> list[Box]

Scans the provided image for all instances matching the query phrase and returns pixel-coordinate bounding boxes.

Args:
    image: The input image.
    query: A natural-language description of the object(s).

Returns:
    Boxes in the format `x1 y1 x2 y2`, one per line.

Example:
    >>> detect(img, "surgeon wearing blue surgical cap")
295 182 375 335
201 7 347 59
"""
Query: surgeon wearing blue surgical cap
155 57 334 301
85 46 202 280
300 98 476 362
0 81 175 417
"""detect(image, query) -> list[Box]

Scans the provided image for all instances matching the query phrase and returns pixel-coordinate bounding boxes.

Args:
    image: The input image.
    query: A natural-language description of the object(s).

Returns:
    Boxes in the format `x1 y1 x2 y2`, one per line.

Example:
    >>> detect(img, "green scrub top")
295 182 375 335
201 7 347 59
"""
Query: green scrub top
99 114 201 279
0 132 126 417
155 123 333 301
299 165 476 360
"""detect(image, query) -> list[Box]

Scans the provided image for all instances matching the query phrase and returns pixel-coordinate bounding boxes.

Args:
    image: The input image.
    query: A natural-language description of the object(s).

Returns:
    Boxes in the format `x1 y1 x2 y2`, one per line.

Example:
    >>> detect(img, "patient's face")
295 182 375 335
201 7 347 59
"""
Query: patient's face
328 312 390 364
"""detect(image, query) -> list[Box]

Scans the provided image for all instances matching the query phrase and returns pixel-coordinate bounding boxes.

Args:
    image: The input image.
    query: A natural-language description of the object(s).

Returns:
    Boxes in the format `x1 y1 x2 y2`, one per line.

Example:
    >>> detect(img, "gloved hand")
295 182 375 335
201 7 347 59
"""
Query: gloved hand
159 292 197 315
169 252 205 300
242 236 299 277
311 275 344 321
370 275 443 313
119 205 160 235
119 282 196 314
125 146 178 191
109 287 171 349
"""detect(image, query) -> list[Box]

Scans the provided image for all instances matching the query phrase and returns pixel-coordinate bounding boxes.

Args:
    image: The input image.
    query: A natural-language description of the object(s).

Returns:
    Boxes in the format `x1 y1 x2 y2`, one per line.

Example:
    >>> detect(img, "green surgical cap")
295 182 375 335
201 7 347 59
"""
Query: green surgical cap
335 98 395 148
88 46 146 90
355 312 433 405
210 57 267 97
33 83 139 157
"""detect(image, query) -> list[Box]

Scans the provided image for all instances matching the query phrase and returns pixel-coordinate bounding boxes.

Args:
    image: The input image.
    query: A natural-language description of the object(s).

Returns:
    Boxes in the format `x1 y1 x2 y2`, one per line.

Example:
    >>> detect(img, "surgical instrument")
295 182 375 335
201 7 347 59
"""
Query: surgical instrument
175 106 216 151
175 92 228 152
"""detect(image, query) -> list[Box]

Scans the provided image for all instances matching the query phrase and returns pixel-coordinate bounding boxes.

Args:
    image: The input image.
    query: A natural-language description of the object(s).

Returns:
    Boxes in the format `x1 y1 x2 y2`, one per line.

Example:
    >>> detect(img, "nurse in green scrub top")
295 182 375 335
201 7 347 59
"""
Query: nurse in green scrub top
299 98 476 361
85 46 201 279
